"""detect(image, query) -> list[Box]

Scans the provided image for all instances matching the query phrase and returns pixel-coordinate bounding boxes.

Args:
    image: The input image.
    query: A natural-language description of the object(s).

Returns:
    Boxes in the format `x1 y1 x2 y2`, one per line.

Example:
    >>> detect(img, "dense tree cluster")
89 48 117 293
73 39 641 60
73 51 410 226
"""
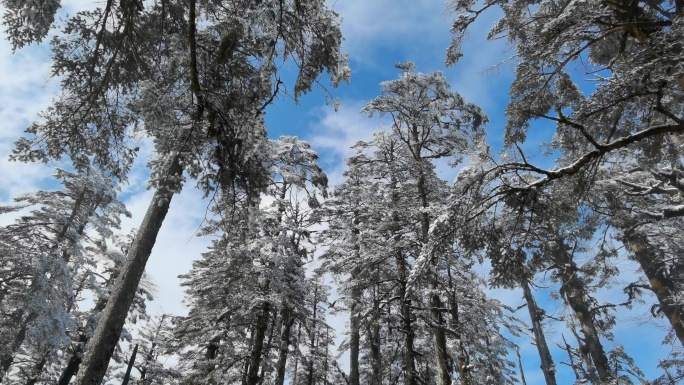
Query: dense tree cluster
1 0 683 384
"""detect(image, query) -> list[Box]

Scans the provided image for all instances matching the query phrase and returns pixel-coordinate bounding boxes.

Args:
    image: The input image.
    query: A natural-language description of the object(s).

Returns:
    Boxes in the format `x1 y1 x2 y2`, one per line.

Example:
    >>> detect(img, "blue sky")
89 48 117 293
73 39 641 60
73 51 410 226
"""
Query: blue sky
0 0 677 384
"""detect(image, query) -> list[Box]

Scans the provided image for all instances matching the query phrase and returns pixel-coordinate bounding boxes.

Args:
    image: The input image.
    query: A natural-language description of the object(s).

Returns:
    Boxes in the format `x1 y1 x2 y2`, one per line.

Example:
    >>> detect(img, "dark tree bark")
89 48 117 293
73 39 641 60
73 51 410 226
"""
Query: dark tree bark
348 214 362 385
554 243 613 383
348 297 361 385
274 308 294 385
246 301 272 385
623 230 684 347
521 281 557 385
74 157 183 385
369 280 382 385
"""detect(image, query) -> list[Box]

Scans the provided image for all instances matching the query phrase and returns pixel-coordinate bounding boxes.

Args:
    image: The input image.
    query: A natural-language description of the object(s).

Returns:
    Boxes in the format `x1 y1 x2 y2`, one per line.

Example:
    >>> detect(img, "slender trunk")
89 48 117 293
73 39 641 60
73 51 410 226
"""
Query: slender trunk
292 323 301 385
623 230 684 347
515 346 527 385
324 327 330 384
259 310 279 385
139 341 155 381
242 324 255 385
246 301 272 385
410 125 450 385
430 281 450 385
307 288 318 385
348 297 360 385
448 268 469 385
275 308 295 385
556 245 612 383
384 159 418 385
74 156 183 385
396 251 418 385
121 344 138 385
370 280 382 384
522 281 557 385
562 334 585 382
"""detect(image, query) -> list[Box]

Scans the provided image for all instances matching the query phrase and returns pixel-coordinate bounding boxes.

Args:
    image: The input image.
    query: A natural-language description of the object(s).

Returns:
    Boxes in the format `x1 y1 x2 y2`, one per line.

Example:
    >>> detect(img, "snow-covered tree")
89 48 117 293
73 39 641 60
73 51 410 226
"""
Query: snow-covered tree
362 62 486 385
5 0 349 381
176 137 329 385
447 0 684 349
0 167 129 383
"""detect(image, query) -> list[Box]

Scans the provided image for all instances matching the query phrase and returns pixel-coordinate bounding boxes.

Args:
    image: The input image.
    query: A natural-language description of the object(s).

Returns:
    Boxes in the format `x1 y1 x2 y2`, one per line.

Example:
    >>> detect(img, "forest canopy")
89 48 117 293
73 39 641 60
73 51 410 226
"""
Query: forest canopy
0 0 683 384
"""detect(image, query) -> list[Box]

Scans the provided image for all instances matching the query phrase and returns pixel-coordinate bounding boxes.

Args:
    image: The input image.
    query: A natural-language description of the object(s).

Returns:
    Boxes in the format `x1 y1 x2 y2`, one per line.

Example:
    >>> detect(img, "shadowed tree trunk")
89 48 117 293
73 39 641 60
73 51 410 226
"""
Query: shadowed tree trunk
275 308 294 385
522 281 557 385
554 242 612 383
623 229 684 347
370 279 382 385
246 300 272 385
348 295 361 385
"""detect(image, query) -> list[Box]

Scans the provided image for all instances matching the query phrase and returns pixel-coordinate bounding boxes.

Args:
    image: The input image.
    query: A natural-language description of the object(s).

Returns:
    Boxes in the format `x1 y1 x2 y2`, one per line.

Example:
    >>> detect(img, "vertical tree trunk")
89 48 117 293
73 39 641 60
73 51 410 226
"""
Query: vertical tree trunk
307 286 319 385
74 157 183 385
406 123 450 385
246 301 272 385
369 281 382 385
555 244 612 383
258 312 279 385
348 297 361 385
275 308 294 385
447 268 469 385
521 281 557 385
396 251 418 385
515 346 527 385
292 323 301 385
623 230 684 347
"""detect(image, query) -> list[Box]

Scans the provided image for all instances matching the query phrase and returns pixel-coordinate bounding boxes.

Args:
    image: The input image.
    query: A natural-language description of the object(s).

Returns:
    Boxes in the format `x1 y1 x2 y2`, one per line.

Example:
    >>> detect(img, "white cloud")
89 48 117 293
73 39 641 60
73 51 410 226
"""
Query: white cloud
306 102 378 185
330 0 452 67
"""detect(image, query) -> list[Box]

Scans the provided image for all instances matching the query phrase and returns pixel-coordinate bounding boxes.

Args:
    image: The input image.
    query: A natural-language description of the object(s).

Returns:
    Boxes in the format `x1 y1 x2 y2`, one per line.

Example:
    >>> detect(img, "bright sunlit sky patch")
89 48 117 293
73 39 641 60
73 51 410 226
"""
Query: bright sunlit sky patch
0 0 675 383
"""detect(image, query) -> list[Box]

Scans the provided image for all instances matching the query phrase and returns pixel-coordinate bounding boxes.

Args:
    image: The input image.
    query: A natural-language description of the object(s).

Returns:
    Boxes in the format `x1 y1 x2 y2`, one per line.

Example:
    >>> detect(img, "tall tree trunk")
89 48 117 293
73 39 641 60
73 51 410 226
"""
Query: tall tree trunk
623 229 684 347
140 315 166 382
555 244 612 383
396 251 418 385
348 297 361 385
259 310 279 385
369 280 382 385
348 216 362 385
246 301 272 385
386 162 418 385
292 323 301 385
307 287 319 385
74 157 183 385
408 123 450 385
448 268 468 385
275 308 294 385
521 280 557 385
